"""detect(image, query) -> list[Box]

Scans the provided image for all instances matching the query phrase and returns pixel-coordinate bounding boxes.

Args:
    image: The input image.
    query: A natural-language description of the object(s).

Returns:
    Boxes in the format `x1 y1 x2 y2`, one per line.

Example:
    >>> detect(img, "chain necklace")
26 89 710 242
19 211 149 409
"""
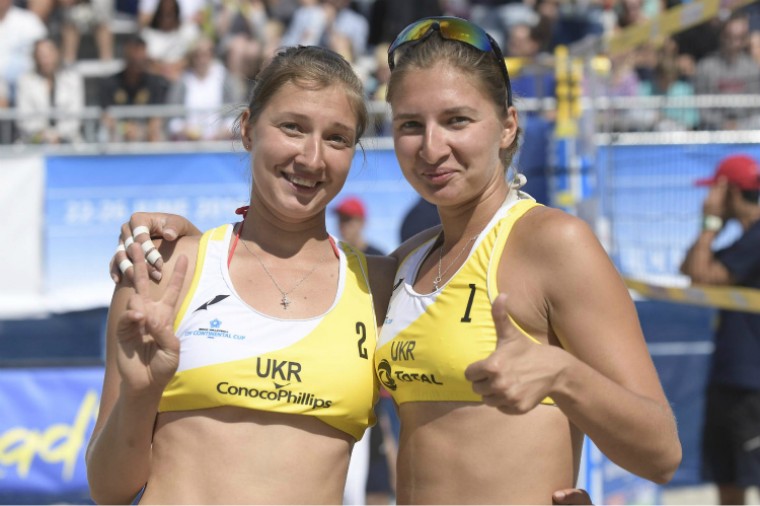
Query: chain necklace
240 239 327 310
432 233 479 291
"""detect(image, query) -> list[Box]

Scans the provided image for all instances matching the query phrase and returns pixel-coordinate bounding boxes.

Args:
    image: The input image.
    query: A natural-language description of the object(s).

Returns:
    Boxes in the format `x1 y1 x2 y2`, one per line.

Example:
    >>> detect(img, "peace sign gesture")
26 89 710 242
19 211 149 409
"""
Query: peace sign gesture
464 293 569 414
115 242 188 395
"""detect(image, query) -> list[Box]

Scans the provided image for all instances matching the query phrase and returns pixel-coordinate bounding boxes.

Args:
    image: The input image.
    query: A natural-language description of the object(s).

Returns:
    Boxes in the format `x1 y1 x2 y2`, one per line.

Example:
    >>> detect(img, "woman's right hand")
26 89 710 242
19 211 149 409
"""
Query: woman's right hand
111 212 200 283
115 242 188 394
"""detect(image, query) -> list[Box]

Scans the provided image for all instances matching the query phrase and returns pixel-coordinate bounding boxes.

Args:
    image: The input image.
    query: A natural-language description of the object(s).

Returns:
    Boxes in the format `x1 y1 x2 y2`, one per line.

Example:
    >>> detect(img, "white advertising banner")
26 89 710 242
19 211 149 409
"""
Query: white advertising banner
0 155 44 318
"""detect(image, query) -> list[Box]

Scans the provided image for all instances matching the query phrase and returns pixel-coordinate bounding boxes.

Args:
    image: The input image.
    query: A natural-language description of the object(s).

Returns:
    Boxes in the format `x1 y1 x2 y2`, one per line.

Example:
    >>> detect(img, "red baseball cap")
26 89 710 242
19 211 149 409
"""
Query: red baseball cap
333 197 366 219
695 154 760 190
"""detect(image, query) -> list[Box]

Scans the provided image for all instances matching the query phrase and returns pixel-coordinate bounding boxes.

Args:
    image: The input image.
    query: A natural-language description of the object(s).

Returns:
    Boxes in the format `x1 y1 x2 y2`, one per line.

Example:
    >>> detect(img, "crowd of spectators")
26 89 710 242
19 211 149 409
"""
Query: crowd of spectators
2 0 760 144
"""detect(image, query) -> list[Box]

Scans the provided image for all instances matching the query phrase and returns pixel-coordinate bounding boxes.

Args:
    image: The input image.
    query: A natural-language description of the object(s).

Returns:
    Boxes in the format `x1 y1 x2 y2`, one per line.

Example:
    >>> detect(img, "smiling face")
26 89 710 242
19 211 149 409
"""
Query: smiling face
242 81 359 223
390 61 517 208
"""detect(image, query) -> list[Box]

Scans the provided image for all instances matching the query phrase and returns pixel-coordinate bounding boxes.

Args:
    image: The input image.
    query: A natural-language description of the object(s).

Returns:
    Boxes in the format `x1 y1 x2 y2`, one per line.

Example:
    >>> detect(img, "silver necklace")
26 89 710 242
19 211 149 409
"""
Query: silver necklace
432 234 479 291
240 239 327 310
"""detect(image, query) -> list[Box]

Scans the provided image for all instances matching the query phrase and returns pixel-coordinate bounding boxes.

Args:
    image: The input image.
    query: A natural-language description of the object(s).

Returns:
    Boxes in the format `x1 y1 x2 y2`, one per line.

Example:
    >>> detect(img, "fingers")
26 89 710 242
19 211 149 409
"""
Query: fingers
129 212 180 241
161 255 189 309
112 242 134 284
132 225 163 281
116 295 146 344
464 293 514 383
552 488 593 505
129 242 151 296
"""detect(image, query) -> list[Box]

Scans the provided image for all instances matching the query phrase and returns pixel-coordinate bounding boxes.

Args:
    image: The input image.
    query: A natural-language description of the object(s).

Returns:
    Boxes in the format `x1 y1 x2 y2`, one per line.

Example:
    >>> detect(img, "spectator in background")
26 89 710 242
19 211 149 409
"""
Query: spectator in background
535 0 604 49
100 34 169 142
506 22 554 99
400 197 440 243
636 51 698 131
0 0 47 97
0 77 8 108
504 21 555 205
675 15 721 78
222 35 263 107
365 42 392 135
137 0 204 27
141 0 201 82
214 0 271 83
0 77 10 144
469 0 538 49
16 38 85 144
321 0 368 63
333 196 384 256
166 36 241 141
615 0 648 29
59 0 114 64
367 0 443 46
280 0 327 47
680 154 760 505
694 14 760 130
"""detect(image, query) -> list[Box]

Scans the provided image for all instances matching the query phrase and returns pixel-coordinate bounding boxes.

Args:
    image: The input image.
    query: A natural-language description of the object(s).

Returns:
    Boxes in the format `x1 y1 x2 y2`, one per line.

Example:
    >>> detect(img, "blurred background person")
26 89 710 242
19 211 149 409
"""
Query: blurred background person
137 0 204 27
99 34 169 142
469 0 539 49
166 36 241 141
59 0 114 65
321 0 368 63
636 51 698 132
0 0 48 101
280 0 327 47
400 197 440 243
694 14 760 130
0 77 8 109
333 196 384 256
141 0 201 82
680 154 760 506
16 38 85 144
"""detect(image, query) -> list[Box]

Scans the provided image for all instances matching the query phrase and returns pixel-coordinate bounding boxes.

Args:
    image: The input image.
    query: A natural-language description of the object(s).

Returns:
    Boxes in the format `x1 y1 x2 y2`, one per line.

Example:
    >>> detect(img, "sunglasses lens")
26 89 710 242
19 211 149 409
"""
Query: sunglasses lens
437 18 491 53
388 17 512 105
389 19 435 55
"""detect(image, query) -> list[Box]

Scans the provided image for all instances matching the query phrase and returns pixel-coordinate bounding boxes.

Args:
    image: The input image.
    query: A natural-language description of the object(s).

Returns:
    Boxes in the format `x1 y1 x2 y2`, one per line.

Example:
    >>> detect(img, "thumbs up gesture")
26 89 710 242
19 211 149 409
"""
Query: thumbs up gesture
464 293 567 414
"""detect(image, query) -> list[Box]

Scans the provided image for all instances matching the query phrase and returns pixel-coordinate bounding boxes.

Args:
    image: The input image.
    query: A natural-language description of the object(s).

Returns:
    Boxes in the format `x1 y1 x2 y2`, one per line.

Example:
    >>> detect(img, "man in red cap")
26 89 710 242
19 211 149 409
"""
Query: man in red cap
681 153 760 505
333 196 384 256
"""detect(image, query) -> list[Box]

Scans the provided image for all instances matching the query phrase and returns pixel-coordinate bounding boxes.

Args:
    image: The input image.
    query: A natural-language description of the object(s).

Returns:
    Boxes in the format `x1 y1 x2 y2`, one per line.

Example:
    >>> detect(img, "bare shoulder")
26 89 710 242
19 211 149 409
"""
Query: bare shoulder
511 206 602 261
390 224 441 263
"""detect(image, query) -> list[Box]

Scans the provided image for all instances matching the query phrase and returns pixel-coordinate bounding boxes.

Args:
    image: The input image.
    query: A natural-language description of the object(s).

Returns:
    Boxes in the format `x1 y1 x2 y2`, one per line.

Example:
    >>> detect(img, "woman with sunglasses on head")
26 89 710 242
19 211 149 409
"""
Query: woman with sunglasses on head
377 16 680 503
108 18 679 504
86 45 397 504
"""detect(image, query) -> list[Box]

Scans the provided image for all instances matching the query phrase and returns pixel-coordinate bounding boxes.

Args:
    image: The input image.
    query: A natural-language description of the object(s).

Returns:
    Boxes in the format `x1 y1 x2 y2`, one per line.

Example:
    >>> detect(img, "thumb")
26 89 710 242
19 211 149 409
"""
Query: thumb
553 488 593 505
162 213 201 241
492 293 519 345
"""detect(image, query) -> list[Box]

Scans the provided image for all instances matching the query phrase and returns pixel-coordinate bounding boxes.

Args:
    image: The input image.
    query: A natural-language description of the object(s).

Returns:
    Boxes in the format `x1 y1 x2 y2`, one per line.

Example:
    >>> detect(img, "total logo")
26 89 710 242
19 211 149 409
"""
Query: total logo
182 319 246 340
377 359 443 391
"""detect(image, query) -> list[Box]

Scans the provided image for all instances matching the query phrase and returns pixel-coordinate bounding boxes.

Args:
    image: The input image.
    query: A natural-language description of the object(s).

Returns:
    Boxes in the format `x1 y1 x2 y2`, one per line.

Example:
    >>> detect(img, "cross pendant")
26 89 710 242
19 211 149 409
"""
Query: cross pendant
280 295 291 310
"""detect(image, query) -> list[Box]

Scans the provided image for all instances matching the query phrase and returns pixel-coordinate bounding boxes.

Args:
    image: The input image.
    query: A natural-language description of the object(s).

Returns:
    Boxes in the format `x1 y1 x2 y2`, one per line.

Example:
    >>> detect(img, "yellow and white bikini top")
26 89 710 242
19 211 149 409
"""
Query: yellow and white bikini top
160 224 378 440
375 198 554 406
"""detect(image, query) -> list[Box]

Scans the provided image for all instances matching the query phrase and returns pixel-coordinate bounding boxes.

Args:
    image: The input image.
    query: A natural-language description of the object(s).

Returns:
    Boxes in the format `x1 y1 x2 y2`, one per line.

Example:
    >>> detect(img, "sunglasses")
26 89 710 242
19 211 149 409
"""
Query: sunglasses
387 16 513 107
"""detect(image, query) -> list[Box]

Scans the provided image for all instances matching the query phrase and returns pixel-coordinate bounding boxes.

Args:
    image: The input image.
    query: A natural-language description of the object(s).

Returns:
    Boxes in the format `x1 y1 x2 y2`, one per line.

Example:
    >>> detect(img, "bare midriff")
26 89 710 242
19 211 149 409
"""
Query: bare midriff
138 406 353 504
395 401 583 505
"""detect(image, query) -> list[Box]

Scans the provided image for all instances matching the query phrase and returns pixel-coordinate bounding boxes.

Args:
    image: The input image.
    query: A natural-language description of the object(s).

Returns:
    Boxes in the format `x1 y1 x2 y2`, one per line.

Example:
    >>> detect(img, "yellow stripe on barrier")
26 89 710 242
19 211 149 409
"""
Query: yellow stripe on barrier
607 0 760 57
625 278 760 314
